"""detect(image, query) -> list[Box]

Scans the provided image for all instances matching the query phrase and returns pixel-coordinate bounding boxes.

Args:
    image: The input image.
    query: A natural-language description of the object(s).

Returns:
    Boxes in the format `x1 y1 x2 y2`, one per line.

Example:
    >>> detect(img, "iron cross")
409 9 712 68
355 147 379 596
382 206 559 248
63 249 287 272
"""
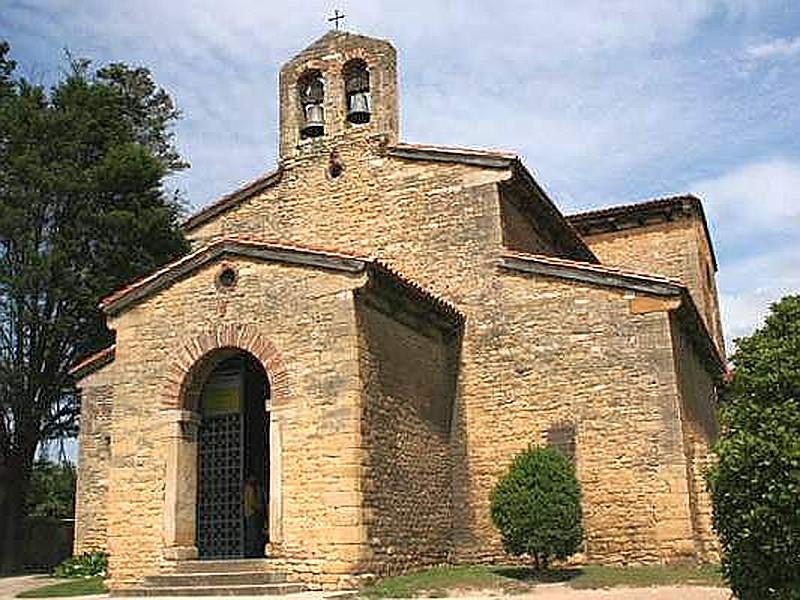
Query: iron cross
328 9 346 30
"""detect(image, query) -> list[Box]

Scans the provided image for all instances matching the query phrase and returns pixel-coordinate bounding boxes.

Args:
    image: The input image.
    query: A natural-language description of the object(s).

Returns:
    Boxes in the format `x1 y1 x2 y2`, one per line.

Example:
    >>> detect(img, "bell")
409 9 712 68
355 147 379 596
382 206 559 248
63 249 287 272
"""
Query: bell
347 92 371 124
301 103 324 138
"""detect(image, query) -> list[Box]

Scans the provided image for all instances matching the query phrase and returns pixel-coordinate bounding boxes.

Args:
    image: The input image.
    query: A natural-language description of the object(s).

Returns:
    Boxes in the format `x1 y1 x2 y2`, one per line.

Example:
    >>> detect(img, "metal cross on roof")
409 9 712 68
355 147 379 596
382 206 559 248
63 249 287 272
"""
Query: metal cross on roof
328 9 346 30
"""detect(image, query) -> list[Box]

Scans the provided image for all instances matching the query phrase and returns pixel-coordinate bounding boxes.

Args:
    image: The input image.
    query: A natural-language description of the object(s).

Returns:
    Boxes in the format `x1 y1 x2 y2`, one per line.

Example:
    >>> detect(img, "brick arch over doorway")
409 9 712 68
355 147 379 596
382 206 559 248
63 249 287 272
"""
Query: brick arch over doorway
160 323 289 562
165 323 291 412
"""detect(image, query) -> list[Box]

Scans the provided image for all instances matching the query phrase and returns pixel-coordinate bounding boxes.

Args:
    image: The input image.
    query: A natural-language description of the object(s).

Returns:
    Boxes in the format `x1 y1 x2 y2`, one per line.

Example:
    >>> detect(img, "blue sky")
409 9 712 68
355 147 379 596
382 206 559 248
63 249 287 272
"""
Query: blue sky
2 0 799 350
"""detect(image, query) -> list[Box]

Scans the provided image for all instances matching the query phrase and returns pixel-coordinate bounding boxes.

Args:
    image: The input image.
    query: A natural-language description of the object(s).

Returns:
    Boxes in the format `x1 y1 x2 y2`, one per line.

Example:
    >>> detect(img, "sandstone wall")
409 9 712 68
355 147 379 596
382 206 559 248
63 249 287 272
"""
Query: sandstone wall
188 141 507 309
185 146 718 566
669 313 719 561
579 219 723 351
74 365 114 555
499 192 557 255
104 259 367 589
356 297 458 573
453 272 699 564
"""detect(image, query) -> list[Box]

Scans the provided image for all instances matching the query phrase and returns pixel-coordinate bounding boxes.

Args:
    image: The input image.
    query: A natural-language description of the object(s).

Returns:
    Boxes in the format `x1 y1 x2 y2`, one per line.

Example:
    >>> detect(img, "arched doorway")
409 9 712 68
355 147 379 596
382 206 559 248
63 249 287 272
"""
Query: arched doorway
195 351 269 559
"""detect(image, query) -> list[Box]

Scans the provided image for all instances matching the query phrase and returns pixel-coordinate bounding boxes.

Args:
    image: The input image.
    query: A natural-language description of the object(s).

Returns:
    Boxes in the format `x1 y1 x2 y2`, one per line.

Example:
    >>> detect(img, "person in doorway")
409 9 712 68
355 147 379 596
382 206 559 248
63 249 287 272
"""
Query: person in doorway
243 474 265 557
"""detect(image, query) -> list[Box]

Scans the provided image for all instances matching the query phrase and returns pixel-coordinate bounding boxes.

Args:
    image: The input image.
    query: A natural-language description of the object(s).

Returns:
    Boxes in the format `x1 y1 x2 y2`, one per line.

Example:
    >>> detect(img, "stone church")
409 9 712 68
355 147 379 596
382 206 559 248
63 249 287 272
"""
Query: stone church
71 30 725 593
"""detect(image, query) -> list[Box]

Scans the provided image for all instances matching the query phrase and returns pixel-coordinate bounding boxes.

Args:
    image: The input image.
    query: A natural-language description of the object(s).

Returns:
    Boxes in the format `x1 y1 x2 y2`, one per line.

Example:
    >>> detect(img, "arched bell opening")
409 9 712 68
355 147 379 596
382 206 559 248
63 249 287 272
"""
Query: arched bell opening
343 59 370 125
193 349 270 559
298 69 325 139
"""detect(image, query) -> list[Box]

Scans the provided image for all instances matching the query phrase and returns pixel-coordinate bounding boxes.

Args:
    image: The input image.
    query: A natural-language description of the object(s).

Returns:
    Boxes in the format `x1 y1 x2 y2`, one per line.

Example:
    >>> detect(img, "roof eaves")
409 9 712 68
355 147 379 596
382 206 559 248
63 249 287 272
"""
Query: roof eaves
101 238 368 317
500 250 726 378
568 194 718 271
499 251 684 297
387 143 517 169
675 288 727 380
182 168 282 231
368 261 465 332
70 345 115 381
508 160 597 263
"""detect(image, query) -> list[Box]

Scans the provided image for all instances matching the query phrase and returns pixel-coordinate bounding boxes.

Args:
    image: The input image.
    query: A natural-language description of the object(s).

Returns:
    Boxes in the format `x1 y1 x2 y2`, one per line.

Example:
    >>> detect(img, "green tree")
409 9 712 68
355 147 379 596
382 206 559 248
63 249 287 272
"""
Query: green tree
490 445 583 570
0 40 190 571
707 295 800 600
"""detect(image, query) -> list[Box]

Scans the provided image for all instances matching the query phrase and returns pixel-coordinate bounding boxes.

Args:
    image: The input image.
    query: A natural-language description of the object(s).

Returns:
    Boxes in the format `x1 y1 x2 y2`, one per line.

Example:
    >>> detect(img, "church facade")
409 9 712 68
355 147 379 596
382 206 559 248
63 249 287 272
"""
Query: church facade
72 30 725 592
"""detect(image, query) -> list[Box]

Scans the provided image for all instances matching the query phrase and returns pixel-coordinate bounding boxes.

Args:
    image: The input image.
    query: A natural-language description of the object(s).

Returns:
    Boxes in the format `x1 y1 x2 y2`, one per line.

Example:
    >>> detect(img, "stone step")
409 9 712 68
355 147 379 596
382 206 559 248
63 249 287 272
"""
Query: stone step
145 571 287 587
172 558 278 573
114 582 307 597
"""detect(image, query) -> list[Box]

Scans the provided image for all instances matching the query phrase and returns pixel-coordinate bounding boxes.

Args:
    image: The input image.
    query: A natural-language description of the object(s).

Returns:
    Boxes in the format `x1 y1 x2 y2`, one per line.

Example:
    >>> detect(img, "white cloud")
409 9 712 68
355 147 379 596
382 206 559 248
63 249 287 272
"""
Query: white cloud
691 159 800 349
4 0 797 351
719 246 800 343
692 158 800 238
745 36 800 61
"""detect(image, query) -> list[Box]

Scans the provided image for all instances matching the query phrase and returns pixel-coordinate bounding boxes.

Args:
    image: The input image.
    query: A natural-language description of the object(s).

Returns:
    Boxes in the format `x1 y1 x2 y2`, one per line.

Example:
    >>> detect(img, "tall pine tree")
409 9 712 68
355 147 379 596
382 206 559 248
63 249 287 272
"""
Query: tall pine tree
0 41 190 571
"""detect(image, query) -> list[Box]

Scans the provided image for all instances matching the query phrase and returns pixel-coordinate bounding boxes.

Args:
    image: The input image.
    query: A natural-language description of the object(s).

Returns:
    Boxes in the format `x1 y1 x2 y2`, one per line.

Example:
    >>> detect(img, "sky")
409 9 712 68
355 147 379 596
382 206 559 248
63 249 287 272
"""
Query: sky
2 0 799 352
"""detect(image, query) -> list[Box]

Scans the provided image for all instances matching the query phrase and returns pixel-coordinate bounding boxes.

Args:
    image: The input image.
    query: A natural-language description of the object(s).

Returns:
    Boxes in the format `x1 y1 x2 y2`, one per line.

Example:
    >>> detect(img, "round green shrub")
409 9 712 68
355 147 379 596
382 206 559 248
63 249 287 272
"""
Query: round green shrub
490 445 583 570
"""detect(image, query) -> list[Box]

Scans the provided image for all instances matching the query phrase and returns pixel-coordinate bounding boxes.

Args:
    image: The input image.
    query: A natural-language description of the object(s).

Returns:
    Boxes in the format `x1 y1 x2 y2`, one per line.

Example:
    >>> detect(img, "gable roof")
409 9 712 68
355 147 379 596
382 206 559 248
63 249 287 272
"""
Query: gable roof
567 194 718 271
499 250 725 378
101 237 368 316
181 141 596 266
181 143 518 233
99 237 462 328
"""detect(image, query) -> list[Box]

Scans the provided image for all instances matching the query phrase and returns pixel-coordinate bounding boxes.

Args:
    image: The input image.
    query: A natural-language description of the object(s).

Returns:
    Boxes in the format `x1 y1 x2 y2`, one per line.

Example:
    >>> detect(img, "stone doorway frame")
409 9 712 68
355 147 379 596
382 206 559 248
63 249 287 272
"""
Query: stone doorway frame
160 324 290 562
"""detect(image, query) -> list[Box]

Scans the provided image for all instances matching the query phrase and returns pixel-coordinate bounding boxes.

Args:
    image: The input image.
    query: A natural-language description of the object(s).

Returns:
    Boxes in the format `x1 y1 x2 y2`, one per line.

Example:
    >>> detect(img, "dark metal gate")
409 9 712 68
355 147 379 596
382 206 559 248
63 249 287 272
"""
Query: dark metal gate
196 366 244 559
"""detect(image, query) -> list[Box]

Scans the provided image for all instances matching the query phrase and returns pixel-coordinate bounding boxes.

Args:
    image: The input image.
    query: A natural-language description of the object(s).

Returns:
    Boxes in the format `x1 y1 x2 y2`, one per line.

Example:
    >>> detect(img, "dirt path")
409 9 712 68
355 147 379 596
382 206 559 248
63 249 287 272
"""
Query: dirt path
454 584 731 600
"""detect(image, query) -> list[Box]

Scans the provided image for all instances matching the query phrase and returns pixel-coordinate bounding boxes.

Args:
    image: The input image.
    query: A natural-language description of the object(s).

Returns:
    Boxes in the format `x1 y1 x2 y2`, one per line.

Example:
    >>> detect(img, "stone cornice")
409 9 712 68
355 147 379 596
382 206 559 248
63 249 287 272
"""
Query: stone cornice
568 194 718 271
386 143 517 168
500 252 684 297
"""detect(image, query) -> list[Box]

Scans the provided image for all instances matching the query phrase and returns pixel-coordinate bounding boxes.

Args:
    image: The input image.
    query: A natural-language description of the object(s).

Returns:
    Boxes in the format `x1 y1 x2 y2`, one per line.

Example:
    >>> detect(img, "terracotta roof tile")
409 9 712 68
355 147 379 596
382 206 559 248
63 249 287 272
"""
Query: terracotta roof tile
567 194 718 271
69 345 115 379
567 194 700 222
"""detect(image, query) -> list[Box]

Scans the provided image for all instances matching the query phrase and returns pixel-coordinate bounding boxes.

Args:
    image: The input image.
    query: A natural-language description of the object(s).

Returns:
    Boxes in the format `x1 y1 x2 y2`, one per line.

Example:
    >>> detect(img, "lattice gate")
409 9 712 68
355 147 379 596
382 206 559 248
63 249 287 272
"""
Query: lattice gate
196 368 244 559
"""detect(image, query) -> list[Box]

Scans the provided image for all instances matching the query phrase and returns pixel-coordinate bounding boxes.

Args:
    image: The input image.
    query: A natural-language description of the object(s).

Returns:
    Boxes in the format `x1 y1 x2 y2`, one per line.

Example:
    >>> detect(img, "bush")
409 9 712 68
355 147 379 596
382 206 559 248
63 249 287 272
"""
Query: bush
53 552 108 578
490 445 583 570
707 295 800 600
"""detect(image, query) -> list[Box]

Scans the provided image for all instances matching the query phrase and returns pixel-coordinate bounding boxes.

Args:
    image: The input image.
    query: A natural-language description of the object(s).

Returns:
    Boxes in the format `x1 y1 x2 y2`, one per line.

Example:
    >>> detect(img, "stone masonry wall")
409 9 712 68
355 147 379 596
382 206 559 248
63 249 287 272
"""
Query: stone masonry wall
356 297 458 574
669 313 719 561
184 148 716 566
579 219 724 351
453 272 698 564
499 193 558 256
74 365 114 555
104 259 368 589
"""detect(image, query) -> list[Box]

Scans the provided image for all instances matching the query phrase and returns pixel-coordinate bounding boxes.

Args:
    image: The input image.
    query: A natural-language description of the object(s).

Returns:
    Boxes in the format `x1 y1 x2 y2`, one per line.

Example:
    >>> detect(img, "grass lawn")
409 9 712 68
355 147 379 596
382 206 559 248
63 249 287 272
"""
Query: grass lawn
359 564 725 597
16 576 107 598
569 564 724 589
